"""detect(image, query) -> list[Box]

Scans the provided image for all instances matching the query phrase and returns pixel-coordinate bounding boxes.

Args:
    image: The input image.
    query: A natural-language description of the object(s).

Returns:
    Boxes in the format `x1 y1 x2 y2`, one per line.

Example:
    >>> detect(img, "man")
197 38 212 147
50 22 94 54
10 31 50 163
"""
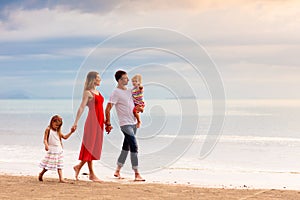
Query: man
105 70 145 181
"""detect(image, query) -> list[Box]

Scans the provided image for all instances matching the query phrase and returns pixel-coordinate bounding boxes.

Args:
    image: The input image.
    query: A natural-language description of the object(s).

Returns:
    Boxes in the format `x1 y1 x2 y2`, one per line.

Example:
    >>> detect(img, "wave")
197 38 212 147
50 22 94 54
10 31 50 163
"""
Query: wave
167 166 300 175
155 134 300 143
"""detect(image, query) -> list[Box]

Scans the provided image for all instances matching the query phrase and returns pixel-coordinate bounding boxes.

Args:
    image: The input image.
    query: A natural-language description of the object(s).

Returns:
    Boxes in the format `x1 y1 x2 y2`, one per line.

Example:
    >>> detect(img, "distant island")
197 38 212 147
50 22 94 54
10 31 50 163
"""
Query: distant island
0 90 33 99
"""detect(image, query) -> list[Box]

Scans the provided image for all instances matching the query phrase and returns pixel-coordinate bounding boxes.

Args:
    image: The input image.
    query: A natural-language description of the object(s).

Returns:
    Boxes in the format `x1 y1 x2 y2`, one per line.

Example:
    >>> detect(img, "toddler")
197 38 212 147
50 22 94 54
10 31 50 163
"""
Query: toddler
131 74 145 128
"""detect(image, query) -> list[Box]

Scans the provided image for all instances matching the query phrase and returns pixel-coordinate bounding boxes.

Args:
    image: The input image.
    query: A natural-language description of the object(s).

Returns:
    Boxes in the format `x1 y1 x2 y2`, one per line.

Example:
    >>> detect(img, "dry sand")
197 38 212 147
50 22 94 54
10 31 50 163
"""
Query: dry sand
0 175 300 200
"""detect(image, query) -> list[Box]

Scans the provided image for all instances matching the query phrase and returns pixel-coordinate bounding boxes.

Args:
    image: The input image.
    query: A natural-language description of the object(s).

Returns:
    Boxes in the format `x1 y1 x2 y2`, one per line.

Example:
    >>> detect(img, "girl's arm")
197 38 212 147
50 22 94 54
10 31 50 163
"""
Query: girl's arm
72 91 92 128
60 127 76 140
43 127 50 151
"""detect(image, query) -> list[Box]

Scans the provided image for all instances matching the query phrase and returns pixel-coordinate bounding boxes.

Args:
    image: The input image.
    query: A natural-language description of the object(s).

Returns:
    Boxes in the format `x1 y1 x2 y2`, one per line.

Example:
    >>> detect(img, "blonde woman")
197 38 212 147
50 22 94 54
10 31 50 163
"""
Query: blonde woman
72 71 104 182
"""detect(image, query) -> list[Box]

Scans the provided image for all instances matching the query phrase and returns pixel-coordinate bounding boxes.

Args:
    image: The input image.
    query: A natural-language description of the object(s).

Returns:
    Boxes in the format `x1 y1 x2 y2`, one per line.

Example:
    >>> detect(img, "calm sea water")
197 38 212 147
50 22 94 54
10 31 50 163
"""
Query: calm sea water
1 99 300 143
1 99 300 188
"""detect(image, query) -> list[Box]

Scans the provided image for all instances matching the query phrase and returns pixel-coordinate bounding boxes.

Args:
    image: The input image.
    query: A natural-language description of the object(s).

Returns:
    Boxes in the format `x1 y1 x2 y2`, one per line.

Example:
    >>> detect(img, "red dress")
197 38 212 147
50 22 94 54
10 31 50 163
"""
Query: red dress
79 91 104 161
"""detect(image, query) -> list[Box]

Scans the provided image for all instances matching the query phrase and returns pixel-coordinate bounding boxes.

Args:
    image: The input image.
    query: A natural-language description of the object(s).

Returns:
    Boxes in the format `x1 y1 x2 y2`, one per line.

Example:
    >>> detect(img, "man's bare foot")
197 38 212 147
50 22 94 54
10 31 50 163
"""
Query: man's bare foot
38 173 43 181
73 165 80 180
136 121 141 128
114 170 124 179
89 174 103 182
134 173 145 182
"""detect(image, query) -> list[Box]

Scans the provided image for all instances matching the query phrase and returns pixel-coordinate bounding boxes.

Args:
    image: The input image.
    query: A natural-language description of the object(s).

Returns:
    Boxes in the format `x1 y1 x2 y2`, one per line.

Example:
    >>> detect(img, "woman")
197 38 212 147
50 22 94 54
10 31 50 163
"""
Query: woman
72 71 104 182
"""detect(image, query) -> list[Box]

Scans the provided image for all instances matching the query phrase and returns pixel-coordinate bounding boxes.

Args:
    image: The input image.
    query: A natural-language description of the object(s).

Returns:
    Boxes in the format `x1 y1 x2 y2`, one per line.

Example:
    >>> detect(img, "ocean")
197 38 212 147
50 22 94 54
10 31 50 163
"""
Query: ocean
1 99 300 189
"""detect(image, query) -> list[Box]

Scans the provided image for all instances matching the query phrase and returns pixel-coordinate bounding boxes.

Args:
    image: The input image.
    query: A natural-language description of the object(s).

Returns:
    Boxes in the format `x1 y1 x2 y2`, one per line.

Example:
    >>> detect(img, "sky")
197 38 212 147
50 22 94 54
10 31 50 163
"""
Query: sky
0 0 300 99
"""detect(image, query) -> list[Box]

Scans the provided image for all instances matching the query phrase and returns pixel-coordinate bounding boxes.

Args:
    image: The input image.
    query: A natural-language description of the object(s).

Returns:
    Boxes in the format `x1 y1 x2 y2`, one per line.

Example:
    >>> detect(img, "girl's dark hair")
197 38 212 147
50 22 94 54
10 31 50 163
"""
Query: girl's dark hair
115 70 127 82
49 115 63 132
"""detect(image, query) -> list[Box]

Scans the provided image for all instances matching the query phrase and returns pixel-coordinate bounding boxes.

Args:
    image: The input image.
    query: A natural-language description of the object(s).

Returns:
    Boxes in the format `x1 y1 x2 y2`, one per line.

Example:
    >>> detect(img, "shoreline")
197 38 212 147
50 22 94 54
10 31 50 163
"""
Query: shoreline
1 174 300 200
2 141 300 191
1 158 300 191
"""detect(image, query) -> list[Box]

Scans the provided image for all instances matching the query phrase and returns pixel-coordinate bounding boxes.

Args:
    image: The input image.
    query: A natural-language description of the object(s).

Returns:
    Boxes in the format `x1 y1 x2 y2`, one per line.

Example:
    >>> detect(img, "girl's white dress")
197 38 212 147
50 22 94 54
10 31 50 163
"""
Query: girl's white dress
39 129 63 170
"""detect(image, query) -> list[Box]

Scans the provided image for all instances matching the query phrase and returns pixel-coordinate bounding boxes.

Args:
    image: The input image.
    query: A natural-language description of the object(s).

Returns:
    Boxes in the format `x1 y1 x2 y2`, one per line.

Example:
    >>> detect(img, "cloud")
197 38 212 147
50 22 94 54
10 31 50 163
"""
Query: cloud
47 79 75 86
56 47 94 57
0 8 103 41
0 0 299 44
0 55 13 60
0 0 299 99
207 44 300 67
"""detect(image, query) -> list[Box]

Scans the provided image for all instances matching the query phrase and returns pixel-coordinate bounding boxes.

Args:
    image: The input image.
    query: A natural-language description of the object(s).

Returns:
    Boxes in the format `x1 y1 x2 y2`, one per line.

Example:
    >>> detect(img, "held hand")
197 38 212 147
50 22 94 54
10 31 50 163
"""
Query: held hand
71 126 76 133
105 125 113 134
72 124 77 131
104 120 112 134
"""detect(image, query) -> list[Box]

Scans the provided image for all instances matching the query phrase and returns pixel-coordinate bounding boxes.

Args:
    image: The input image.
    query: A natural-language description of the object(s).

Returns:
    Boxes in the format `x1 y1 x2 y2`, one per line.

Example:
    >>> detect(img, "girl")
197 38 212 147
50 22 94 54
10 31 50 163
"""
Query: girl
39 115 75 183
131 74 145 128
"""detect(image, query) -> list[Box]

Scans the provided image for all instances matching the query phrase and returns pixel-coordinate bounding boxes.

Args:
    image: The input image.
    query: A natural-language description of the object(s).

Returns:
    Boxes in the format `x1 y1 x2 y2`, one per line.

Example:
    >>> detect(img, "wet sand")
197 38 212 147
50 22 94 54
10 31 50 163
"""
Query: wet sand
0 175 300 199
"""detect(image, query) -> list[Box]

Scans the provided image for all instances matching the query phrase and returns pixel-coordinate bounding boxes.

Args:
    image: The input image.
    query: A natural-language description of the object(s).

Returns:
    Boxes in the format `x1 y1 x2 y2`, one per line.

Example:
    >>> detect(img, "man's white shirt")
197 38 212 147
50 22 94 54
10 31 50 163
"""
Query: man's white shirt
109 88 137 126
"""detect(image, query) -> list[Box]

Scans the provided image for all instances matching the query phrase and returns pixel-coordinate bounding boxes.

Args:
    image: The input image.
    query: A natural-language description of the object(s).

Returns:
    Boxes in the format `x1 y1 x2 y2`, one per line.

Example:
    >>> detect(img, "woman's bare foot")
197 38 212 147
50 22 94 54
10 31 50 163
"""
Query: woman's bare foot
38 173 43 181
134 173 145 182
89 174 102 182
73 165 80 180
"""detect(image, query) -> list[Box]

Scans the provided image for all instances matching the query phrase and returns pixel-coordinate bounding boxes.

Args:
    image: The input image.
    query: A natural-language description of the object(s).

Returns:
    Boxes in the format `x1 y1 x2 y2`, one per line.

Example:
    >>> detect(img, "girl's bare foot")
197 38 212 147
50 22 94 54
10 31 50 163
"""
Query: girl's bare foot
73 165 80 180
134 173 145 182
38 173 43 181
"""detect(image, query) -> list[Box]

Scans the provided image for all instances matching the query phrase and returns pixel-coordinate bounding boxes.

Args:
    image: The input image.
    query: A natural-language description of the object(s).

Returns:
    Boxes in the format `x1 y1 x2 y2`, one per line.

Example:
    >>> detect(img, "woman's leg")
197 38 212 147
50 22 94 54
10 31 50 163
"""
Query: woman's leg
73 161 86 180
87 161 102 182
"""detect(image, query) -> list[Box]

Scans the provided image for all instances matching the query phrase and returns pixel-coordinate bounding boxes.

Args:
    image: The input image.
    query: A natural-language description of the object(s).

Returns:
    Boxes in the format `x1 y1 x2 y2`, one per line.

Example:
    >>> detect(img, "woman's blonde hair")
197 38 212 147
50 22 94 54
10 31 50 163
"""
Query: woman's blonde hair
84 71 99 91
132 74 142 84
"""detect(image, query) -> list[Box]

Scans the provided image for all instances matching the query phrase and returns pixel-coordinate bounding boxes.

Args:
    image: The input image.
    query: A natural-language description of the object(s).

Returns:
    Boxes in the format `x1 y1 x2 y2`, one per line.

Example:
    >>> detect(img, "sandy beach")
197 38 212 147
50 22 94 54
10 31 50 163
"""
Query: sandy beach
0 175 299 200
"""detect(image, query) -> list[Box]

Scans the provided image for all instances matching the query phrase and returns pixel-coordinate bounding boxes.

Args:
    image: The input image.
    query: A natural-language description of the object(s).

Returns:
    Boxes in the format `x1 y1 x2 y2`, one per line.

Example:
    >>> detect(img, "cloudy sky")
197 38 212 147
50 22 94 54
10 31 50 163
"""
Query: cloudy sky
0 0 299 99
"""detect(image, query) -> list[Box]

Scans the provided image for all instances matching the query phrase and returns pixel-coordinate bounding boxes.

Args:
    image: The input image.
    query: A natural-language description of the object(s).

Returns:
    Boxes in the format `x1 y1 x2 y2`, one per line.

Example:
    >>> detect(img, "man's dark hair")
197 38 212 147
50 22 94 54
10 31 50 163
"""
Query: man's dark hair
115 70 127 82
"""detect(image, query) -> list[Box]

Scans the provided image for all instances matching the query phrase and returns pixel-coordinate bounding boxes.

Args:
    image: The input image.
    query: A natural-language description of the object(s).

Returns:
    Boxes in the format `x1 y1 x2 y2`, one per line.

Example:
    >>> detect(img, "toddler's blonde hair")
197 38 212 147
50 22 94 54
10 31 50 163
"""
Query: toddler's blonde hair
132 74 142 84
